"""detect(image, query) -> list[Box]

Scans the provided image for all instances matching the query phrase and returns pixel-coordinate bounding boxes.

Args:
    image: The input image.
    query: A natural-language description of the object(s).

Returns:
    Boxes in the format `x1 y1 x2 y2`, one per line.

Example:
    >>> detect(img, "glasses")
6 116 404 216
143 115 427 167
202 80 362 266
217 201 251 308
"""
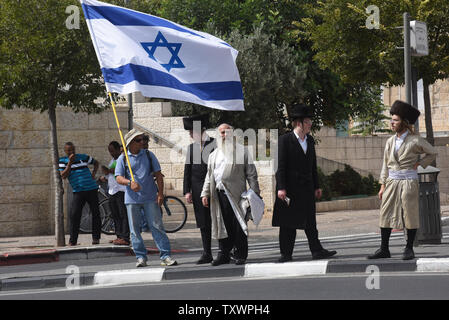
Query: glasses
133 136 149 143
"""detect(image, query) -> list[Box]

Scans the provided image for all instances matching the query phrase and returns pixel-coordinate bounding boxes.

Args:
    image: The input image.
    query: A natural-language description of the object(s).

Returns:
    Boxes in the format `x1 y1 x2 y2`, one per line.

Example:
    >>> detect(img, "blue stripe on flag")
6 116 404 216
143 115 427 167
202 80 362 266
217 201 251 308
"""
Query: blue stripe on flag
82 4 203 38
102 64 244 101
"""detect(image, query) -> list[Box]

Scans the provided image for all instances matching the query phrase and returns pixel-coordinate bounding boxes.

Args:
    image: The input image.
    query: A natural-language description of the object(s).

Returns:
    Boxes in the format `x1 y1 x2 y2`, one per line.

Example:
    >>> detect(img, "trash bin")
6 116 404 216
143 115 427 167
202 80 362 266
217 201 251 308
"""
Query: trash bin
417 165 442 244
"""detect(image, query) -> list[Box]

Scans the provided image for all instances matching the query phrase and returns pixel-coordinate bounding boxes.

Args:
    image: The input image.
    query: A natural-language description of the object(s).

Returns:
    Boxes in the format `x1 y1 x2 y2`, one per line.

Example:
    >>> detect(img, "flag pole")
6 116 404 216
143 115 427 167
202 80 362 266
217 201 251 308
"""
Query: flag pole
108 92 135 181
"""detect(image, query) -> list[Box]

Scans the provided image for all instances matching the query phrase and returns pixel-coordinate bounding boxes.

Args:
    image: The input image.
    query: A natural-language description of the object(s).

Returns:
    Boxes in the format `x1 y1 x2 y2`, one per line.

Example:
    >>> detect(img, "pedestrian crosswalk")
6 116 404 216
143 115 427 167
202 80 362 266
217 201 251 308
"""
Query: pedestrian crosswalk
187 232 449 256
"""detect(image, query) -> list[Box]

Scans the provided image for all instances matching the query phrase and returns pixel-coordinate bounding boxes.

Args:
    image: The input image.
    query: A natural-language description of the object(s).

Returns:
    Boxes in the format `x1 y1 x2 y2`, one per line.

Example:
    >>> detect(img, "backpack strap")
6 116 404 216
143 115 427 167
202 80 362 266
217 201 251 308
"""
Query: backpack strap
123 150 156 179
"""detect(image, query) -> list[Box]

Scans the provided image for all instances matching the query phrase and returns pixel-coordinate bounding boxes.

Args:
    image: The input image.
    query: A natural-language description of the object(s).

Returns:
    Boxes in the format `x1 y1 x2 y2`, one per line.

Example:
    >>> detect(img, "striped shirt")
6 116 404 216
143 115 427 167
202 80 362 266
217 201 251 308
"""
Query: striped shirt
59 154 98 193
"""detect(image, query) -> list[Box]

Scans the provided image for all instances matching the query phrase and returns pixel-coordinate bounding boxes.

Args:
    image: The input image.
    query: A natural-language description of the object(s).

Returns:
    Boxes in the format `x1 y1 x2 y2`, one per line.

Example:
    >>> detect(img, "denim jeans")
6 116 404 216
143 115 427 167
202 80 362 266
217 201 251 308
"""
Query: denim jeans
126 201 171 261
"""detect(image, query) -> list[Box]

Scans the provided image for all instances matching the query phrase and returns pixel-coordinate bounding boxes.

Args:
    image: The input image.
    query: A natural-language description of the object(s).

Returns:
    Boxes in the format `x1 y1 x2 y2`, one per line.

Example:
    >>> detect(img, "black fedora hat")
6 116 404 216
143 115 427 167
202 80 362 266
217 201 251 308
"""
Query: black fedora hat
390 100 420 124
183 114 210 130
289 103 314 121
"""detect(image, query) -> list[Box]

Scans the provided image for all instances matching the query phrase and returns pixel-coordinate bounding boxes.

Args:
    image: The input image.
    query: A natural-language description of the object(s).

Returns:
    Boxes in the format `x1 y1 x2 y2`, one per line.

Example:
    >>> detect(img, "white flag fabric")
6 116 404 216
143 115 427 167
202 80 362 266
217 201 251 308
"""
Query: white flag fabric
80 0 244 111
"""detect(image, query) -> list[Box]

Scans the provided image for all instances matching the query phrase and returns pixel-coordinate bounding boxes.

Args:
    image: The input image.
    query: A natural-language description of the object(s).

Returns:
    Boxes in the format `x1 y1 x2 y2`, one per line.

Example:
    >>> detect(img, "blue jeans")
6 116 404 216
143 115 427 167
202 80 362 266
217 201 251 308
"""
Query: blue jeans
126 201 171 261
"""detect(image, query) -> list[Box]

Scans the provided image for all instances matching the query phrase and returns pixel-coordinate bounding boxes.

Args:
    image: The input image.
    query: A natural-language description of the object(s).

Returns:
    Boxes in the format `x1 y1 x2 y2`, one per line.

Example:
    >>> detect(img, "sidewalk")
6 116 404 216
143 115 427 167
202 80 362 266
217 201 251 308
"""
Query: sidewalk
0 206 448 291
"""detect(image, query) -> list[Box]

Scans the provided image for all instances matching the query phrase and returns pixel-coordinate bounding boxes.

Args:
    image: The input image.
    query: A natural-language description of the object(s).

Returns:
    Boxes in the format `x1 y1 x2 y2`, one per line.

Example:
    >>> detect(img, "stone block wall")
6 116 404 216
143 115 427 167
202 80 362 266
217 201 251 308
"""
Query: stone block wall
383 79 449 135
0 105 129 237
315 126 449 203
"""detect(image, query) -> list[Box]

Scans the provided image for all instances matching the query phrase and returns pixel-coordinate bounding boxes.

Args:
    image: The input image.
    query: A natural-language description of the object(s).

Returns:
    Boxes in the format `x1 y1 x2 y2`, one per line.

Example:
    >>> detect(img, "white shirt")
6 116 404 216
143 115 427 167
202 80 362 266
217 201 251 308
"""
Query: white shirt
213 150 227 191
294 131 308 153
395 131 409 152
107 159 126 195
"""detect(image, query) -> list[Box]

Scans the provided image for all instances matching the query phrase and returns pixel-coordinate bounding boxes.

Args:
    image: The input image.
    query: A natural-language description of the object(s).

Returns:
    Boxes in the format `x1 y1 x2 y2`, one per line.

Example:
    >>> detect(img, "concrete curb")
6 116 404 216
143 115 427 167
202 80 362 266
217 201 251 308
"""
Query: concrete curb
2 258 449 292
0 246 188 266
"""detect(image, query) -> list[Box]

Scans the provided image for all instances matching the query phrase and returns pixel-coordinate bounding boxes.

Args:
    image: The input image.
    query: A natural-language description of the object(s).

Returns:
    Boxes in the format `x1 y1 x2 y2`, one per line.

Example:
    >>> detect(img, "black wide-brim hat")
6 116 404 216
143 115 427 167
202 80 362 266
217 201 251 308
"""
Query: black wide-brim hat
183 114 210 130
390 100 420 124
289 103 314 121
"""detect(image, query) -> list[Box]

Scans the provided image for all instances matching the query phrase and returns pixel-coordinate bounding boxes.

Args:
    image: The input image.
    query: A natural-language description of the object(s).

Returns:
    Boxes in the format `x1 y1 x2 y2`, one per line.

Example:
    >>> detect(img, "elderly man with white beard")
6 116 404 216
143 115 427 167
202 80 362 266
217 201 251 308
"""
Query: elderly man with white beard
201 123 260 266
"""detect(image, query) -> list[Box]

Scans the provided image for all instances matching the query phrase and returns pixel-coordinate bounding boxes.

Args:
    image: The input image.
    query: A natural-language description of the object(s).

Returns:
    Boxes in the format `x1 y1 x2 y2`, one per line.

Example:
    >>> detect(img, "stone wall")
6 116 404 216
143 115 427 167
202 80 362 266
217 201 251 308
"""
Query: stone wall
0 105 129 237
3 76 449 237
383 79 449 135
315 127 449 203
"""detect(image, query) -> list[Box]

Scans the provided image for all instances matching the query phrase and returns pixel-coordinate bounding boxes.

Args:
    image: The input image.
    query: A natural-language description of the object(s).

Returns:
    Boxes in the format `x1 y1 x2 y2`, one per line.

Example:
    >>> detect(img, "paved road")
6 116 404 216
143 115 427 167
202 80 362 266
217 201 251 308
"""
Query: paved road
1 206 448 298
2 272 449 301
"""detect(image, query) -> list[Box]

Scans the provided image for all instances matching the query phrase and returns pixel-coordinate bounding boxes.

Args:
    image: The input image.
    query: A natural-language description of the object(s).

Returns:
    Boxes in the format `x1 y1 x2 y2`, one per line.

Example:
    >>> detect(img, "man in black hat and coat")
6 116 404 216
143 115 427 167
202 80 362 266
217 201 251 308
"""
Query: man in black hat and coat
183 114 216 264
272 103 337 262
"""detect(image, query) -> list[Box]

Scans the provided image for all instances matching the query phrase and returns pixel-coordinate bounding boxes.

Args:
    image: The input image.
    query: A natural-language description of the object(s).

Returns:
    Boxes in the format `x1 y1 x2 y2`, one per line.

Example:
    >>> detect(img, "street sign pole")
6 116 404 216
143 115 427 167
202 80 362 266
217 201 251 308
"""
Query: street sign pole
404 12 412 105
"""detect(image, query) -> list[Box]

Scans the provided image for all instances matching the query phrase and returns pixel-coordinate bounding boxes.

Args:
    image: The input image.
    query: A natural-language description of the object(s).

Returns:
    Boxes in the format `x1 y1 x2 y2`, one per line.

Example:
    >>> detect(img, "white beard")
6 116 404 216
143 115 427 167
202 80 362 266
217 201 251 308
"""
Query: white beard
217 137 247 165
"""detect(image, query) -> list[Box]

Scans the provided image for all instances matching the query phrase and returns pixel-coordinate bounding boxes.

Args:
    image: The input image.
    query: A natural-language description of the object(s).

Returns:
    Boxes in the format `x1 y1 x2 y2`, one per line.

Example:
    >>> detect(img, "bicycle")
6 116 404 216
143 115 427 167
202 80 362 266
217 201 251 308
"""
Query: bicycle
79 186 115 235
160 195 188 233
79 188 188 234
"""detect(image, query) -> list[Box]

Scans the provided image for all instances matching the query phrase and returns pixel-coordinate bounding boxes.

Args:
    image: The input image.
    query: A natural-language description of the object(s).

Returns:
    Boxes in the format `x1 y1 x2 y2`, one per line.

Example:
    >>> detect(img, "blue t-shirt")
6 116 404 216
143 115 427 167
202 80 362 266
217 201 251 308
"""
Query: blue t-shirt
59 154 98 193
115 149 161 204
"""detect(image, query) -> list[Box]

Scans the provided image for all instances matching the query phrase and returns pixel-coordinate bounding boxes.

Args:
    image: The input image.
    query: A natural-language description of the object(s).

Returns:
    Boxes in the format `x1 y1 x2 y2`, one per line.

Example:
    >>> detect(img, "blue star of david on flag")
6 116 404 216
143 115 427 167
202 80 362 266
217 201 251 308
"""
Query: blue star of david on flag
81 0 244 111
141 32 185 72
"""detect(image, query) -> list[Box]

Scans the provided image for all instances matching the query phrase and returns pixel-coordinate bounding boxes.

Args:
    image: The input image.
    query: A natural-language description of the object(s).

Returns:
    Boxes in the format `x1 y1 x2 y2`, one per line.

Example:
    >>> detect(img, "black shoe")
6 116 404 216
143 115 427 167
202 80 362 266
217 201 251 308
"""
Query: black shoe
211 254 230 266
277 255 292 263
235 258 246 265
367 248 391 259
312 249 337 260
402 247 415 260
196 253 213 264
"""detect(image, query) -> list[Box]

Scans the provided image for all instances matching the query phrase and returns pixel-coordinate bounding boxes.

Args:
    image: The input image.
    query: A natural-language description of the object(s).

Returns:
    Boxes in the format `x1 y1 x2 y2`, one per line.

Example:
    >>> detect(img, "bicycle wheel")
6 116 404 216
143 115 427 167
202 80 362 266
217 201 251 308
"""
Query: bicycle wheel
79 199 115 235
161 196 188 233
99 199 115 235
79 204 92 234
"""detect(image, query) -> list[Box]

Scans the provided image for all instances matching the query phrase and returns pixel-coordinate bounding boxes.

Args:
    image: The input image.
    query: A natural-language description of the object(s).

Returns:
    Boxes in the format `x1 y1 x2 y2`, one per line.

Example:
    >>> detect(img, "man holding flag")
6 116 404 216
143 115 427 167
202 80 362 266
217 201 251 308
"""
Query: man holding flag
80 0 245 266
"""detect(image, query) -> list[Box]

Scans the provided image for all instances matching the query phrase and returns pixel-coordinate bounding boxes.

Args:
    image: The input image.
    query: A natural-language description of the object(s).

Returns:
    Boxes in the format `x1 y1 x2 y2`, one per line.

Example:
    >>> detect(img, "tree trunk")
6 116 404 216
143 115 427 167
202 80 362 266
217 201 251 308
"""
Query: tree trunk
48 104 65 247
422 79 437 167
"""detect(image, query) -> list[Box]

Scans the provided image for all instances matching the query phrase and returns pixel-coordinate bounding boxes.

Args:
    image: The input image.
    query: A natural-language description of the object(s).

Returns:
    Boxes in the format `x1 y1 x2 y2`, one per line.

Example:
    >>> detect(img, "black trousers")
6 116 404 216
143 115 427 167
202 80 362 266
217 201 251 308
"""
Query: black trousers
279 226 323 257
199 211 212 256
109 191 130 241
216 190 248 260
69 189 101 244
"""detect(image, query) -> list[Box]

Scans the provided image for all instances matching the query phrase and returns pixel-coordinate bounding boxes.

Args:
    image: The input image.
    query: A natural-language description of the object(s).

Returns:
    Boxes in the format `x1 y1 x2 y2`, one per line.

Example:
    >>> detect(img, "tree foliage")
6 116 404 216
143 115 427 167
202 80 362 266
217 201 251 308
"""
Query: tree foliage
300 0 449 86
164 0 384 132
349 90 392 136
0 0 110 245
172 25 307 131
0 0 107 113
298 0 449 143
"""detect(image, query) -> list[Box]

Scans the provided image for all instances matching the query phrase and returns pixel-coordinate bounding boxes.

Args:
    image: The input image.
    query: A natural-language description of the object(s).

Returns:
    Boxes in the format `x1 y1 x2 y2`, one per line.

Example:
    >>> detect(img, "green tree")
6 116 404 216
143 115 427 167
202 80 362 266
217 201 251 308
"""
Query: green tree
172 25 308 131
349 95 392 136
164 0 387 132
300 0 449 145
0 0 108 245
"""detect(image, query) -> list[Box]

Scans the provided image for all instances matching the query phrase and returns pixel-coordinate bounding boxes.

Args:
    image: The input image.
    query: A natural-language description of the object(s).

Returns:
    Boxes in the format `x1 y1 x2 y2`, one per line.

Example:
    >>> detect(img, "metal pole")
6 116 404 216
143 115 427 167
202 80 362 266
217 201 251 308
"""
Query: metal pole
128 93 133 130
412 67 419 135
125 0 133 130
404 12 412 104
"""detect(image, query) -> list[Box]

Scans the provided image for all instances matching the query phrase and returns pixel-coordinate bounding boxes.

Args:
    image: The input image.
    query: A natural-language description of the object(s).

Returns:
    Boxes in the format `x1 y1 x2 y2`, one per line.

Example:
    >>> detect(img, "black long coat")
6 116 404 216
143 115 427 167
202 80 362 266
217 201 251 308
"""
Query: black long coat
272 132 320 230
183 138 216 228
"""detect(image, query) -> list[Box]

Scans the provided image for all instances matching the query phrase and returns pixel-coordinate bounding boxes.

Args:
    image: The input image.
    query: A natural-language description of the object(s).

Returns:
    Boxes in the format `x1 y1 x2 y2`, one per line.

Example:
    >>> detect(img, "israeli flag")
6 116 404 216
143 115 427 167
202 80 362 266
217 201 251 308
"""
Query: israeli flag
80 0 244 111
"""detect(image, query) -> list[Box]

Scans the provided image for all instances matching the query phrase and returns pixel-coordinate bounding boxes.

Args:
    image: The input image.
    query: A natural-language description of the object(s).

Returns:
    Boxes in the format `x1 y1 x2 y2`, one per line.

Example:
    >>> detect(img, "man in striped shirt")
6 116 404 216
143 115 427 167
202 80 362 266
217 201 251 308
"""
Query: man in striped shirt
59 142 101 246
